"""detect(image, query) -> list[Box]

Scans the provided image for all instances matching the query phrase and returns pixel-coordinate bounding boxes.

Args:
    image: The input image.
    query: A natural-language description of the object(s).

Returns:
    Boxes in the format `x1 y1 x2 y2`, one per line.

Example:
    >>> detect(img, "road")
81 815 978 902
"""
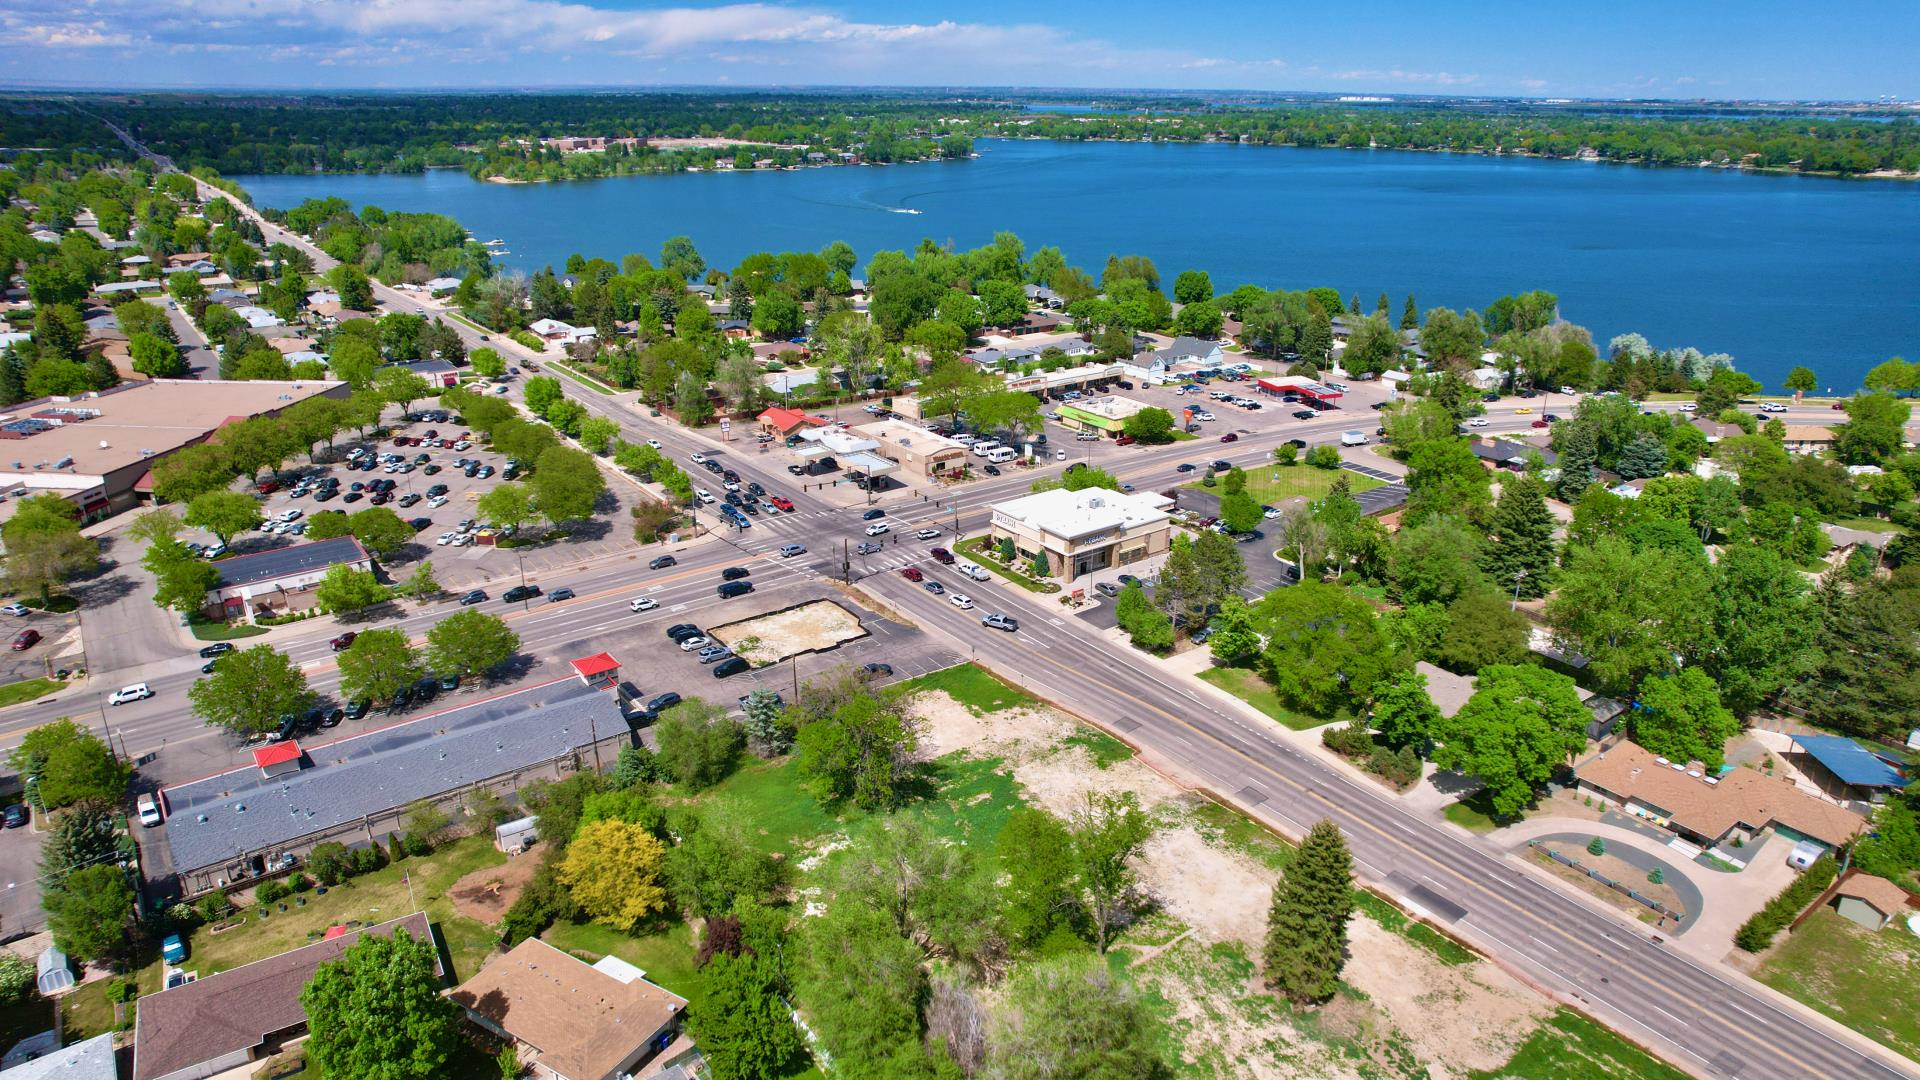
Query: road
127 162 1916 1079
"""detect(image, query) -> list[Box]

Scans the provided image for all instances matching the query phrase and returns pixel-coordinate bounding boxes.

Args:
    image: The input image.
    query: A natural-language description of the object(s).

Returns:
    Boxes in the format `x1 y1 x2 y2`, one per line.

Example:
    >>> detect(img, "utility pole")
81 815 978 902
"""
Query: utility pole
842 538 851 584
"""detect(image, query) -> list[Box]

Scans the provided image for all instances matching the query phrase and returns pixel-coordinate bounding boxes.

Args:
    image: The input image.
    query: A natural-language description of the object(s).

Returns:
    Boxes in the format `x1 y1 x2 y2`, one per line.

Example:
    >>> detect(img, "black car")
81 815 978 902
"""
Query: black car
1293 409 1317 420
649 555 677 570
322 708 344 728
1210 459 1233 472
712 657 750 679
275 713 300 741
4 804 30 828
503 584 543 603
717 580 754 599
313 489 337 502
413 676 439 703
863 662 895 678
1176 463 1196 472
460 589 488 605
983 464 1001 476
409 517 431 530
547 587 576 603
343 491 363 503
863 508 886 520
746 481 765 496
721 567 751 581
345 698 371 720
388 686 414 713
724 492 743 506
301 707 326 732
638 691 682 720
722 469 739 483
666 623 703 642
423 464 442 475
427 484 449 497
201 659 219 674
198 642 233 659
787 464 806 476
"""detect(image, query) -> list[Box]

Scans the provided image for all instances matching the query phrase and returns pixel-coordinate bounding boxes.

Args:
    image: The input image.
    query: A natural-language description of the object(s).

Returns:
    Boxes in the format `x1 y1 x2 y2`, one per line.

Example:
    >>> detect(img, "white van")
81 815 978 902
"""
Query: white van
985 446 1017 464
1340 431 1368 447
971 441 1001 458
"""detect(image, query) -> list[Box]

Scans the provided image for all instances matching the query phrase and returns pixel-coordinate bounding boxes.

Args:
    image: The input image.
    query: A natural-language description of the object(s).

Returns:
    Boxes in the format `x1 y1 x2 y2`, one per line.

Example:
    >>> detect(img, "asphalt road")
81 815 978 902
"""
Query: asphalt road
162 171 1918 1079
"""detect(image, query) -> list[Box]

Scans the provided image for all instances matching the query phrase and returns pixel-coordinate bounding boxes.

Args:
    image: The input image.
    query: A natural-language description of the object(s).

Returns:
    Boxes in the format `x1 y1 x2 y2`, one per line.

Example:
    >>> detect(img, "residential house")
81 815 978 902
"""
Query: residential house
0 1032 116 1079
1023 284 1063 309
1573 740 1868 855
528 318 579 343
1470 438 1556 472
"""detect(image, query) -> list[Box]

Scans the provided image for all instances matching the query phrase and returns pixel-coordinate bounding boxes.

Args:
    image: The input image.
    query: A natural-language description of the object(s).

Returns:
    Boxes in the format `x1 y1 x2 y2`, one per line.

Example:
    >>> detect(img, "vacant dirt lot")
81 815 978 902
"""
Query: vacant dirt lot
448 851 541 926
709 600 867 663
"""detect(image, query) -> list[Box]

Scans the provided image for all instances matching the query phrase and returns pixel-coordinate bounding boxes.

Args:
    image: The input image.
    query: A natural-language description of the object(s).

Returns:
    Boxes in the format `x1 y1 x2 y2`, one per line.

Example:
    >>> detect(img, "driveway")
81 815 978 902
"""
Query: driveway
0 814 44 940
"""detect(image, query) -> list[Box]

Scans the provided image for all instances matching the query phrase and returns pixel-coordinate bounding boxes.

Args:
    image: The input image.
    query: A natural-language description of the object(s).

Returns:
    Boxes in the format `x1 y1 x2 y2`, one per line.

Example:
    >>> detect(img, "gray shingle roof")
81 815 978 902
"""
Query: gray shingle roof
212 537 369 589
163 677 622 876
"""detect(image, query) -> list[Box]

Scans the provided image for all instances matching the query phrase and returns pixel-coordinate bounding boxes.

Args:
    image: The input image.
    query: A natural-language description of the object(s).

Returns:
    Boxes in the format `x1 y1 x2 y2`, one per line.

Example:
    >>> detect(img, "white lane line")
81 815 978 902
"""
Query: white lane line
1643 1001 1690 1028
1529 935 1561 954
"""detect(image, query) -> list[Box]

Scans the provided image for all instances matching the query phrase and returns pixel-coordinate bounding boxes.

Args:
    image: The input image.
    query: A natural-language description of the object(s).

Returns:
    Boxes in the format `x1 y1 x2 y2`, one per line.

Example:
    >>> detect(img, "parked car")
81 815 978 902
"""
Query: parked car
637 692 682 720
109 682 153 706
863 663 895 678
666 623 702 641
1095 581 1120 597
135 794 161 827
6 804 32 829
345 698 371 720
697 644 733 664
677 635 711 651
712 657 751 679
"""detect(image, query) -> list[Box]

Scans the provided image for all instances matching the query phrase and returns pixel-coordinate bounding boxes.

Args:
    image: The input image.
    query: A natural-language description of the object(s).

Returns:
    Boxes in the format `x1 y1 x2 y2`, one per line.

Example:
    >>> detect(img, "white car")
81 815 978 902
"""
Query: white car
136 793 162 828
723 481 740 492
629 597 658 612
949 593 974 610
865 523 890 536
437 531 457 545
677 635 710 651
1262 505 1282 520
1468 417 1490 427
1055 449 1068 460
915 528 940 540
647 439 662 449
1678 402 1698 412
691 453 709 465
428 495 449 508
1559 386 1577 395
696 488 715 503
279 508 304 522
1193 411 1215 422
108 682 152 706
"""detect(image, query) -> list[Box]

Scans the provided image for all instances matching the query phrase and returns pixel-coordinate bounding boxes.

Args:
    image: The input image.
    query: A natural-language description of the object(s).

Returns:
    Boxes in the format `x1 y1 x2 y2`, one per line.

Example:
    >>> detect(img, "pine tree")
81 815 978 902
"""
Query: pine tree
1480 474 1557 599
1263 819 1355 1004
1374 292 1391 318
1400 295 1419 331
1554 424 1597 502
1615 433 1669 480
1349 293 1362 316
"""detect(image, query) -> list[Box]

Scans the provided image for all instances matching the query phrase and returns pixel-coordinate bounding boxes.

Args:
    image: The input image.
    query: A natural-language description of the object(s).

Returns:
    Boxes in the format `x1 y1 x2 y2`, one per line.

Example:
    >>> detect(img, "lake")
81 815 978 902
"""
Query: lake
234 138 1920 392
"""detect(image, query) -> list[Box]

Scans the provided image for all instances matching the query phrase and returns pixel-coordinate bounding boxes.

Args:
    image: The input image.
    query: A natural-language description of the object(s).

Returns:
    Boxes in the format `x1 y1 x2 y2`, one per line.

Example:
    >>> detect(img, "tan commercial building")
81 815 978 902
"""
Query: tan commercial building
854 418 969 482
1055 394 1153 437
988 486 1173 581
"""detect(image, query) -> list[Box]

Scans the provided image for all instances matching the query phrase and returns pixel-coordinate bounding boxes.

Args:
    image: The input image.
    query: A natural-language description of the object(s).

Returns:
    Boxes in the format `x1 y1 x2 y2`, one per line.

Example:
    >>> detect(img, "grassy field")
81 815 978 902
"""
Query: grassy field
902 663 1036 714
953 536 1060 593
1183 463 1384 508
1472 1008 1690 1080
1443 791 1503 833
1197 665 1325 731
0 678 61 708
1759 908 1920 1061
1062 728 1135 768
545 359 617 395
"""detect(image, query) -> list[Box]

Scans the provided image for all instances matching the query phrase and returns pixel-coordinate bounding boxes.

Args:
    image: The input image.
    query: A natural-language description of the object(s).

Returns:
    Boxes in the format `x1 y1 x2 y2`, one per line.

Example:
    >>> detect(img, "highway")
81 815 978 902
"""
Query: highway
142 166 1917 1079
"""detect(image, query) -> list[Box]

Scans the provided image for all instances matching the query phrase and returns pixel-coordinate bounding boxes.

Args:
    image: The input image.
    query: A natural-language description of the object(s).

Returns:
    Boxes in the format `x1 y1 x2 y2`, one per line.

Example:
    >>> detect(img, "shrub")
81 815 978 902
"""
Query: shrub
1648 867 1664 885
1306 445 1343 469
196 891 233 924
105 977 139 1004
1587 837 1606 857
290 874 314 894
256 879 291 904
308 842 351 886
350 843 387 875
0 952 35 1004
1321 723 1374 759
1274 444 1298 466
1734 855 1838 952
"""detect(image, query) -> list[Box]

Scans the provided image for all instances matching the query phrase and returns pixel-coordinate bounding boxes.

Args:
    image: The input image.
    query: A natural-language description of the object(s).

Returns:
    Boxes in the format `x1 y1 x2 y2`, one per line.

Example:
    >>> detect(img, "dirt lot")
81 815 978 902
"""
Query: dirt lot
708 599 867 663
910 690 1554 1078
447 849 542 926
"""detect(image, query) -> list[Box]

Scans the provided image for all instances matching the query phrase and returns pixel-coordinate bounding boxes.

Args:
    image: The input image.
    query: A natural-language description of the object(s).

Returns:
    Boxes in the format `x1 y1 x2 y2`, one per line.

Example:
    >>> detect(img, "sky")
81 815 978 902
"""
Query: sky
1 0 1915 100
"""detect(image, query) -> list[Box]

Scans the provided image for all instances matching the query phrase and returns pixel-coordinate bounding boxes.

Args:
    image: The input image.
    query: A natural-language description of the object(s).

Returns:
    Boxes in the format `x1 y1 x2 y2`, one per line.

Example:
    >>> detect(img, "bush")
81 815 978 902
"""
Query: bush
308 842 351 886
0 952 35 1004
196 891 233 924
105 977 139 1004
1274 444 1298 466
290 874 314 894
1306 445 1343 469
1321 723 1374 759
1368 743 1422 788
256 879 291 904
1587 836 1606 857
350 843 388 875
508 330 545 353
1734 855 1838 952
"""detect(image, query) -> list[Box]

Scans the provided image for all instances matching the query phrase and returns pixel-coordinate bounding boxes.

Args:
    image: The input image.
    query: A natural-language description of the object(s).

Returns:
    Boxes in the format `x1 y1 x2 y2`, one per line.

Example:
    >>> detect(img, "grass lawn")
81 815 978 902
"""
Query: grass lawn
903 662 1036 714
185 615 268 642
546 359 616 395
1473 1008 1690 1079
953 536 1060 593
1443 790 1503 834
1197 665 1325 731
1183 464 1383 508
0 678 61 708
1759 908 1920 1061
1062 728 1135 768
1823 515 1902 534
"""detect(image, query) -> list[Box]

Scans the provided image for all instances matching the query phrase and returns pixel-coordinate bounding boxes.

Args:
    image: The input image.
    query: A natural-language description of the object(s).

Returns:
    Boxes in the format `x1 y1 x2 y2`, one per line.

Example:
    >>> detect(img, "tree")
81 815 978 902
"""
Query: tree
1479 474 1556 599
1418 307 1484 370
1172 269 1213 305
5 528 97 608
1633 668 1741 769
1791 573 1920 743
797 903 926 1072
183 491 263 545
1114 581 1173 654
12 720 129 809
1341 314 1401 377
1704 544 1811 715
1784 366 1818 393
1430 665 1588 817
1207 596 1262 664
395 560 441 602
1370 670 1441 750
373 368 432 415
1258 581 1398 718
688 953 804 1080
327 336 381 389
665 809 785 917
1262 819 1354 1004
302 929 462 1080
46 865 132 964
1433 590 1531 673
188 645 312 735
425 609 520 679
328 265 375 310
314 563 390 613
577 415 620 455
1547 537 1712 696
1121 406 1176 445
1388 515 1488 606
343 507 412 557
149 543 221 613
1404 435 1493 526
1070 792 1151 954
476 482 539 534
557 819 669 931
797 689 920 810
1218 490 1264 534
1833 391 1912 465
655 701 744 791
468 347 506 379
997 807 1081 952
129 332 187 377
530 446 607 526
1555 421 1598 502
986 954 1168 1079
1615 433 1670 480
741 689 793 755
337 629 423 705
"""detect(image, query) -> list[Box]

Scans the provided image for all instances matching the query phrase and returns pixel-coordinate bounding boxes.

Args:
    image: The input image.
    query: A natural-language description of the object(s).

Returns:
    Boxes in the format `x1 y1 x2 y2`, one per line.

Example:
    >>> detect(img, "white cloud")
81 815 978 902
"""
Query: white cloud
1322 68 1481 87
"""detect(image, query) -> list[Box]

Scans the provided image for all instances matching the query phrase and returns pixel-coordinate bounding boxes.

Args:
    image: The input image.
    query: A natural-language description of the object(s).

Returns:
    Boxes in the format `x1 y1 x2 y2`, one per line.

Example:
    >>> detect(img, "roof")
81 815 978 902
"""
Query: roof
1471 439 1558 466
1575 741 1867 848
528 318 576 336
1158 335 1221 361
569 652 619 678
854 418 967 456
0 1032 116 1080
251 740 302 769
163 676 623 876
1835 873 1912 917
132 913 434 1080
990 486 1174 542
1793 735 1908 789
450 939 686 1080
213 536 371 590
756 407 823 433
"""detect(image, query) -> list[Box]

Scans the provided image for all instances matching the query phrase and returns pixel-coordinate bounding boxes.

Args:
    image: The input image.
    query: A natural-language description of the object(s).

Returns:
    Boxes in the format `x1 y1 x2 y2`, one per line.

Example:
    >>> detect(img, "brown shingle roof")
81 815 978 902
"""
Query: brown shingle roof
1835 872 1913 918
133 912 436 1080
451 939 685 1080
1576 741 1867 848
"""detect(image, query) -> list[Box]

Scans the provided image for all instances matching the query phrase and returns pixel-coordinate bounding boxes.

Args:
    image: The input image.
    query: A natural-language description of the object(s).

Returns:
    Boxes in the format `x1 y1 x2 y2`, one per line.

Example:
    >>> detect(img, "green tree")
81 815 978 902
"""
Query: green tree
1120 406 1176 444
664 808 785 918
468 347 506 379
1833 391 1913 465
345 507 413 556
557 819 670 931
1370 670 1441 750
1257 581 1398 717
1433 590 1531 673
1262 819 1354 1004
1555 421 1598 502
129 332 187 377
337 629 423 704
1479 473 1556 599
577 415 619 455
314 563 390 613
302 929 462 1080
327 336 381 390
1070 792 1151 954
1547 537 1712 696
1404 435 1493 525
796 689 920 810
476 482 540 533
1388 515 1488 606
1615 433 1670 480
395 560 441 602
183 491 262 545
11 720 129 809
149 544 220 613
1430 665 1588 817
741 689 793 755
425 609 521 680
688 953 804 1080
997 807 1082 952
1783 366 1819 393
1704 544 1812 716
373 367 432 415
1206 597 1262 664
188 645 312 736
1791 573 1920 743
1218 490 1264 534
1172 269 1213 305
1114 581 1174 654
46 865 132 964
654 701 744 792
986 954 1168 1079
797 903 925 1072
1632 668 1741 769
530 446 607 525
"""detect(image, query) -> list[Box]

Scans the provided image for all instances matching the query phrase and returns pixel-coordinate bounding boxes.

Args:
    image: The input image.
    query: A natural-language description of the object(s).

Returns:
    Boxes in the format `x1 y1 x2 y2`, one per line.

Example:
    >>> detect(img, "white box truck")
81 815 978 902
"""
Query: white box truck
1340 431 1368 446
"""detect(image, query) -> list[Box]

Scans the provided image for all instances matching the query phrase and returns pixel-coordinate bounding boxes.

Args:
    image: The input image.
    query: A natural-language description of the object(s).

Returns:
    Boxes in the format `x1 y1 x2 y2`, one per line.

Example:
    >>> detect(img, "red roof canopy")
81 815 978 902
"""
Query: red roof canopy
251 741 301 768
569 652 619 678
757 407 823 433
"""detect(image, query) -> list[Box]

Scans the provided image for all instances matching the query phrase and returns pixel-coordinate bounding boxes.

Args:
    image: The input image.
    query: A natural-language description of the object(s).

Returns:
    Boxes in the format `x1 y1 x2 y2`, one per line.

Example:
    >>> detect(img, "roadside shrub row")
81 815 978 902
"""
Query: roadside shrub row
1733 854 1838 952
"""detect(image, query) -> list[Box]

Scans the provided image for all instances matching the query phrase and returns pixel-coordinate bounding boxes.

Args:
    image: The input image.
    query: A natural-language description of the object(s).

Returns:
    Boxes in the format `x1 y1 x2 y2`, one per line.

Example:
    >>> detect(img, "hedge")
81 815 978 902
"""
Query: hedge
1733 854 1838 952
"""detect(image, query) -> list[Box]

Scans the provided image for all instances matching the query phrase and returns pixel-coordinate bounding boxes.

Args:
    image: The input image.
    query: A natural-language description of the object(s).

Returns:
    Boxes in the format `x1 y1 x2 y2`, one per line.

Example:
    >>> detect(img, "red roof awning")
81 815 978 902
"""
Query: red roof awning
251 741 302 769
569 652 619 678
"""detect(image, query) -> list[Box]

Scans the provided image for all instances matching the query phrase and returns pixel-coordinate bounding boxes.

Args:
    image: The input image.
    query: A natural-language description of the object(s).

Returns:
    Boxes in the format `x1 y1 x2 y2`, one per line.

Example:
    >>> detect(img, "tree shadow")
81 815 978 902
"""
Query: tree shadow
66 570 137 610
1425 769 1484 798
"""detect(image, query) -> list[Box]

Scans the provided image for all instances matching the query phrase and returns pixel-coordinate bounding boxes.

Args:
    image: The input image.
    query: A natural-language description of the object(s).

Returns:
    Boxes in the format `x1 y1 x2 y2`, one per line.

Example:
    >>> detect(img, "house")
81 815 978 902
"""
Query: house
1830 873 1912 931
132 913 437 1080
1024 284 1063 309
1470 438 1556 472
751 341 808 365
1574 740 1867 854
989 487 1174 581
451 939 691 1080
1788 735 1908 806
0 1031 116 1079
1466 366 1505 390
568 651 620 691
232 305 284 329
756 407 827 437
424 276 463 296
528 318 579 343
1781 425 1836 453
208 536 373 622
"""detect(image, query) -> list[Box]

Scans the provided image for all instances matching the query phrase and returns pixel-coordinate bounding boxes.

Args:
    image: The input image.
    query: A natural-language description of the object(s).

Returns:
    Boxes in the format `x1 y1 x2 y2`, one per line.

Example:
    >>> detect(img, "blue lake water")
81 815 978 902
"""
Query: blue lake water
234 138 1920 392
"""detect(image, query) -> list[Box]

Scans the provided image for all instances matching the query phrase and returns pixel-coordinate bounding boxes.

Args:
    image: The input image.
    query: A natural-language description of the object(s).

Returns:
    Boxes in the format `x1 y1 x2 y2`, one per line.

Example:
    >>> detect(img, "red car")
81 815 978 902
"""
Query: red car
901 567 924 582
1219 432 1239 443
329 632 358 651
1831 401 1846 411
1531 419 1550 428
770 496 795 512
394 435 409 445
1115 435 1136 446
255 479 280 495
930 547 954 564
10 629 39 652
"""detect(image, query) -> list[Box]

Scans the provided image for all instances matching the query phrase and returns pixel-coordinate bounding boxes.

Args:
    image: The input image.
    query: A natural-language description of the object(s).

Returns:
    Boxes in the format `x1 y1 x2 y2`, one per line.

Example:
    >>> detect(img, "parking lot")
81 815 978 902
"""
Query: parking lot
0 810 44 938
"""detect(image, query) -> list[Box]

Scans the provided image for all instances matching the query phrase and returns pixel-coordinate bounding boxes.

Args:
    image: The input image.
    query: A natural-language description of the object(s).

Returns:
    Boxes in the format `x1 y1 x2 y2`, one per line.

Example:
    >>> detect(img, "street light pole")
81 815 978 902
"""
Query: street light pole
1510 569 1528 612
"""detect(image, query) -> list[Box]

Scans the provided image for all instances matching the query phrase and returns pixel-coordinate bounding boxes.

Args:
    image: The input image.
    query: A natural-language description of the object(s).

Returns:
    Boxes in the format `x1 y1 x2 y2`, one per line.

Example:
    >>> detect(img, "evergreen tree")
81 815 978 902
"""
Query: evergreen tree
1554 423 1598 502
1263 819 1355 1004
1400 294 1419 331
1615 433 1669 480
1480 474 1557 600
1349 293 1362 316
1374 292 1391 318
1301 307 1333 365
